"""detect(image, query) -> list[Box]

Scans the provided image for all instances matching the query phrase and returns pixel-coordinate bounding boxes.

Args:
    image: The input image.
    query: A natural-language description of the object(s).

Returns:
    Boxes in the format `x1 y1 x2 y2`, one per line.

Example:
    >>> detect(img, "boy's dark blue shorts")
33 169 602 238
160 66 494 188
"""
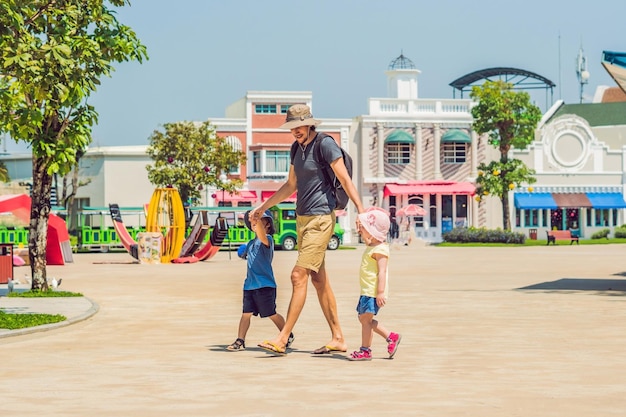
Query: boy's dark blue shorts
242 287 277 318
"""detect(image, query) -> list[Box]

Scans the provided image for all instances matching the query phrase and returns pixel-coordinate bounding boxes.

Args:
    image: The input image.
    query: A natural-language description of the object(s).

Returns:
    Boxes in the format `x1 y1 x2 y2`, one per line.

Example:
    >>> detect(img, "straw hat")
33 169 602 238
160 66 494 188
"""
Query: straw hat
279 104 321 129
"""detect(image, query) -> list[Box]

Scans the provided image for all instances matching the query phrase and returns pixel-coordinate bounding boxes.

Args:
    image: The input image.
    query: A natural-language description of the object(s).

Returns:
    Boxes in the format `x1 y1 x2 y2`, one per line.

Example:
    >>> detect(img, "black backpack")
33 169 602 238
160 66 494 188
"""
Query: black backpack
290 133 353 210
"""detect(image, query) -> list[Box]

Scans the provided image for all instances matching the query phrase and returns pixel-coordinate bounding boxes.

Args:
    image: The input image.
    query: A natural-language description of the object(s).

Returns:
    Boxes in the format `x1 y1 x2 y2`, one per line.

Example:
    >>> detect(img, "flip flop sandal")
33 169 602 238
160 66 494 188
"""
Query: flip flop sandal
258 341 286 356
312 345 347 355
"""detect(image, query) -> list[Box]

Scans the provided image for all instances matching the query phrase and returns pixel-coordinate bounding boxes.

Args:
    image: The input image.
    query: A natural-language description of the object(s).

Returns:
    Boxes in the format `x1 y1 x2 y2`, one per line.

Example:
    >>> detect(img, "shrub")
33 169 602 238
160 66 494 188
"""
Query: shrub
591 228 610 239
615 226 626 239
8 290 83 298
442 227 526 244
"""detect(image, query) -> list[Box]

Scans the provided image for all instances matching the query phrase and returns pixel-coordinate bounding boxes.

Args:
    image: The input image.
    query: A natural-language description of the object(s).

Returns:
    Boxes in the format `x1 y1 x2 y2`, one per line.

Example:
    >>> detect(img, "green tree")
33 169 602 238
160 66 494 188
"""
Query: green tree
0 1 147 290
146 121 246 208
0 161 9 183
470 80 542 230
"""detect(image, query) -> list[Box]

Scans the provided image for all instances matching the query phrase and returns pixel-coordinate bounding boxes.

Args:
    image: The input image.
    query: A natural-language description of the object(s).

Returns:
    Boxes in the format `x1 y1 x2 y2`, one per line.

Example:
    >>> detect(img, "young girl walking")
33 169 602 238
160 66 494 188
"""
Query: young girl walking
348 208 401 361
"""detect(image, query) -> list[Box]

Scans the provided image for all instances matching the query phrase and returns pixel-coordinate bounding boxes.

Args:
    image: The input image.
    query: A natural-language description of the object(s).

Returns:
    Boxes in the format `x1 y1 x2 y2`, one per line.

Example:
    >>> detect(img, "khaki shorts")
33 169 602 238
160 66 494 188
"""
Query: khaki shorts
296 213 336 273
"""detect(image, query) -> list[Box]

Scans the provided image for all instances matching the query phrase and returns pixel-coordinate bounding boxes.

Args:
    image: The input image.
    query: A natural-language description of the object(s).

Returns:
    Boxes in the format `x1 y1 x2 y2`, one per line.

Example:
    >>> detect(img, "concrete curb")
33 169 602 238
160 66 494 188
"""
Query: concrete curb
0 297 99 339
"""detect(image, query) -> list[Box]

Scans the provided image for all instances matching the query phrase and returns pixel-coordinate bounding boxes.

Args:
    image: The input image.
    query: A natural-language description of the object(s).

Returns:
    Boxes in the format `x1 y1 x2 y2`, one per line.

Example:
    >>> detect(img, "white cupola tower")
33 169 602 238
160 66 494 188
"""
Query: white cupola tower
385 52 420 99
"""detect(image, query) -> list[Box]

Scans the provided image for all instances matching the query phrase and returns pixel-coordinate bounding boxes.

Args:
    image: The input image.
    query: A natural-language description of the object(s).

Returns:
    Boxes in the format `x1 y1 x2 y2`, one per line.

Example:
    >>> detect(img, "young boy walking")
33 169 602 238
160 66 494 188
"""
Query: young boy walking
348 208 401 361
226 210 294 351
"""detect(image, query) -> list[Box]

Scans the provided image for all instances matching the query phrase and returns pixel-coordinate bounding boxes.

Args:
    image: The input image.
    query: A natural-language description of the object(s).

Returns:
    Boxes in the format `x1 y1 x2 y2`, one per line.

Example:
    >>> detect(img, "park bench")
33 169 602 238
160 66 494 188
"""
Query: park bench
546 230 579 245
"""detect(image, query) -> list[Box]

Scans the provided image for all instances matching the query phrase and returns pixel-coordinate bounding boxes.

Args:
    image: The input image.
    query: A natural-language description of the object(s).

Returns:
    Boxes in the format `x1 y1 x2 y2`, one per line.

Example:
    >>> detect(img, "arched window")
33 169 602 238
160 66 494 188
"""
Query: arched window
225 136 242 174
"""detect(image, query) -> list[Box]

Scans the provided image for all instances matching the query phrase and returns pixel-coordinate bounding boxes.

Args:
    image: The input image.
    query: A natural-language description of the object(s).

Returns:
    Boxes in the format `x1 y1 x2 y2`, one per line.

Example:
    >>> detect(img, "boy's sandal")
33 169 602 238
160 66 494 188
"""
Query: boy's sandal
227 338 245 351
286 332 295 349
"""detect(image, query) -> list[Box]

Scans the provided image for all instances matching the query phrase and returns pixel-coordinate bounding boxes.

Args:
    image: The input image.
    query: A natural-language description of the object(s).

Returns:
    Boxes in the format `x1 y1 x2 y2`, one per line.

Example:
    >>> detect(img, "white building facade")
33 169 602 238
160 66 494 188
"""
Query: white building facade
350 54 500 242
510 100 626 240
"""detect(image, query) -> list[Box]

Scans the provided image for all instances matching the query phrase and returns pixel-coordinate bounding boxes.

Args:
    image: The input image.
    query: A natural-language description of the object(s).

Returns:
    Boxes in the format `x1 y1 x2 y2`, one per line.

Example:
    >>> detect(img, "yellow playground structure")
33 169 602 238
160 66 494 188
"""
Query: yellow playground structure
145 187 186 263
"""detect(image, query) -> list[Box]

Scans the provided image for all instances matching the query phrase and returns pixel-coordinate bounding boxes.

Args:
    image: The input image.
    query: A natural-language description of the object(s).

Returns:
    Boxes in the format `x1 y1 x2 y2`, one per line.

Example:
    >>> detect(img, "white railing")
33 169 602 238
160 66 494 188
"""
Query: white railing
369 98 472 117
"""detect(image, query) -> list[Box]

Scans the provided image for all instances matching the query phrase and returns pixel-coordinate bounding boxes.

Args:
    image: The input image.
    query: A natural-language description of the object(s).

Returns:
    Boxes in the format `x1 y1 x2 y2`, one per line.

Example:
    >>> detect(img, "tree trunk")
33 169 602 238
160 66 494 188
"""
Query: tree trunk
501 190 511 231
61 159 82 234
29 154 52 291
66 165 79 233
500 151 511 231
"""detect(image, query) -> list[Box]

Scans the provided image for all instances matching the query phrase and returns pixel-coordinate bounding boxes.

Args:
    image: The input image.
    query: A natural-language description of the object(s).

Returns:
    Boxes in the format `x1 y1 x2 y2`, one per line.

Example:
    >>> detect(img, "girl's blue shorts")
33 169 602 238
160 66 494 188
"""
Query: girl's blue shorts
356 295 379 315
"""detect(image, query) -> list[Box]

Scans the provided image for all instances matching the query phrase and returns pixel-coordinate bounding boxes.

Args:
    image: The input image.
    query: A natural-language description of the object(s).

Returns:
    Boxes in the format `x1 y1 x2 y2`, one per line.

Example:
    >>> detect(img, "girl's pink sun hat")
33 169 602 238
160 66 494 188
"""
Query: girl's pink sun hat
358 208 390 242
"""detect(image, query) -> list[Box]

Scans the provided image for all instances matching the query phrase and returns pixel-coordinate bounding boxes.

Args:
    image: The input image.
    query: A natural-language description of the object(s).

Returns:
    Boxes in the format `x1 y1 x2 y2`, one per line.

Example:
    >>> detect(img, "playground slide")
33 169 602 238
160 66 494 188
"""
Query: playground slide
192 216 229 261
178 211 209 258
109 204 139 259
0 194 72 265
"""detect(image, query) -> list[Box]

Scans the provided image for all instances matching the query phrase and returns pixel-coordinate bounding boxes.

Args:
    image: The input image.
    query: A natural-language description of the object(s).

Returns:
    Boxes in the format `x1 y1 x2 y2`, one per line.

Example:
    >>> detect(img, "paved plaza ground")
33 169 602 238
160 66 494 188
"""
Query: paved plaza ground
1 243 626 416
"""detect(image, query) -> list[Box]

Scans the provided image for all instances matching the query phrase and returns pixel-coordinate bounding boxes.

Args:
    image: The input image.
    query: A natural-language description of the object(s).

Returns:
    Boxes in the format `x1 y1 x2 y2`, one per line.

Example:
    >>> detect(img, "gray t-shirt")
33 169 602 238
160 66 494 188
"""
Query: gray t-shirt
291 133 343 216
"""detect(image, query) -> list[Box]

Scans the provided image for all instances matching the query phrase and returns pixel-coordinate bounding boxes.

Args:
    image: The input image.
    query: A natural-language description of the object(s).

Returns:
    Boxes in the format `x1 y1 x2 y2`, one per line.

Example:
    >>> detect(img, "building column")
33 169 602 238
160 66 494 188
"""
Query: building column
433 124 442 179
376 122 385 178
414 123 422 180
469 195 479 227
622 145 626 197
470 130 478 178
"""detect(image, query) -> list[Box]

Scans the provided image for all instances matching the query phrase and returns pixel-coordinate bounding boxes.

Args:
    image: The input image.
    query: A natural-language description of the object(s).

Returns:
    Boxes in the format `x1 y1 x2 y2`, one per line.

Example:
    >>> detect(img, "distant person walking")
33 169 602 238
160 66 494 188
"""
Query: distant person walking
252 104 364 355
226 210 293 351
348 208 401 361
389 216 399 240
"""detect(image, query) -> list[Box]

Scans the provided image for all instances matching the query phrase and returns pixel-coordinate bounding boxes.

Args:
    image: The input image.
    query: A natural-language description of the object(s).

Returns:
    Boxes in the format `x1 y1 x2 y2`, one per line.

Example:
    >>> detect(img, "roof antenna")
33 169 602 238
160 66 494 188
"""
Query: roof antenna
576 42 590 103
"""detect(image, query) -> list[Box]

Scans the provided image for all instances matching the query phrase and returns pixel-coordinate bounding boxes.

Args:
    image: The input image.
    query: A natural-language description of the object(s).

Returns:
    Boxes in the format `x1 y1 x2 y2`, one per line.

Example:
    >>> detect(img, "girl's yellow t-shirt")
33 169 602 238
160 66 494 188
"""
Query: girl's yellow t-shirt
359 243 390 298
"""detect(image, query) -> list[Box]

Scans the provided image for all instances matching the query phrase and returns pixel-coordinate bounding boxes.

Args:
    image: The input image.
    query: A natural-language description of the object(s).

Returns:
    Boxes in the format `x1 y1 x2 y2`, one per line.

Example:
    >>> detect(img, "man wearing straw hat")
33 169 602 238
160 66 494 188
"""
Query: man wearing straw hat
251 104 364 355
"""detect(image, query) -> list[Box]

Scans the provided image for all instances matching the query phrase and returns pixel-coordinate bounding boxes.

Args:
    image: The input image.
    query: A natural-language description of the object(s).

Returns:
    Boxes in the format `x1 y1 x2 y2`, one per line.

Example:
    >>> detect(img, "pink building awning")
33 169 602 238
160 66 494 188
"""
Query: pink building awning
261 191 297 203
218 190 258 202
383 181 476 197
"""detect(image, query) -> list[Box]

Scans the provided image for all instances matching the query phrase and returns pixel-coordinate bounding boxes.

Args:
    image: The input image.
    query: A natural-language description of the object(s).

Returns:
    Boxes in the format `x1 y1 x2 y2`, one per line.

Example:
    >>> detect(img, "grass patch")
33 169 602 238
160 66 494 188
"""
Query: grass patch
8 290 83 298
1 290 80 330
0 310 66 330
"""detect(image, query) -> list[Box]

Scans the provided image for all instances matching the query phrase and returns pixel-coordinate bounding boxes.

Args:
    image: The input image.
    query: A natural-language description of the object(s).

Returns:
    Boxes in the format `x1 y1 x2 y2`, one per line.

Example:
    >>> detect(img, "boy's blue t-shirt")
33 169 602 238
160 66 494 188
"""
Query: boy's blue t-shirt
243 235 276 290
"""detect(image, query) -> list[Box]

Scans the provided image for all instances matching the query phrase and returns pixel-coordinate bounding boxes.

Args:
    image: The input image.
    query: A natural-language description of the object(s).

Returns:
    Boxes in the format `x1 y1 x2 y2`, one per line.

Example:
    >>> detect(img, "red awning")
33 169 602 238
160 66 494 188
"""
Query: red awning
261 191 297 203
218 190 258 202
383 181 476 197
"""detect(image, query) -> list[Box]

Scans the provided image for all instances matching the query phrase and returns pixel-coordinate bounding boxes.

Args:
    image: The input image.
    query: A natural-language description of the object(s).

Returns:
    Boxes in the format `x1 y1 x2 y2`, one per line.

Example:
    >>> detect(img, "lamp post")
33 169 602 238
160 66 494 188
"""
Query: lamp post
576 46 590 104
219 172 228 207
218 171 232 258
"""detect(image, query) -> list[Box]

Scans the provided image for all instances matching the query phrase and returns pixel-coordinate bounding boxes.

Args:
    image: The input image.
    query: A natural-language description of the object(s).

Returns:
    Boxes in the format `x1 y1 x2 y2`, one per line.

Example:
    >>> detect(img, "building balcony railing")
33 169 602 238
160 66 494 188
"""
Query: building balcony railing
368 98 474 118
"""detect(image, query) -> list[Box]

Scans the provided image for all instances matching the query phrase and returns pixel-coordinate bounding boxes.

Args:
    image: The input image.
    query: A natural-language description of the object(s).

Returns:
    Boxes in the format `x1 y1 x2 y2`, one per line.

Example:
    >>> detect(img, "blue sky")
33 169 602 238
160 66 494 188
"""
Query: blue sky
4 0 625 152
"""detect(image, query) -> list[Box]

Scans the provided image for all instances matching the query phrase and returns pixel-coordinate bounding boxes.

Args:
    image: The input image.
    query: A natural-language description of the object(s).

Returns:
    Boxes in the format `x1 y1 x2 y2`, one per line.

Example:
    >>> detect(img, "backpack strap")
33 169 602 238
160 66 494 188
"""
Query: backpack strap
313 132 332 167
314 133 335 186
289 141 299 164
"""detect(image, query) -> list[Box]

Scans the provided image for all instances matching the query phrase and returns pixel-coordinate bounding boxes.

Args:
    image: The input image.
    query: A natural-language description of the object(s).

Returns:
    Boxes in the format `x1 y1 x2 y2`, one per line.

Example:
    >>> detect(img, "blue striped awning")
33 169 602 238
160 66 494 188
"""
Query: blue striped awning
514 193 557 209
586 192 626 209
